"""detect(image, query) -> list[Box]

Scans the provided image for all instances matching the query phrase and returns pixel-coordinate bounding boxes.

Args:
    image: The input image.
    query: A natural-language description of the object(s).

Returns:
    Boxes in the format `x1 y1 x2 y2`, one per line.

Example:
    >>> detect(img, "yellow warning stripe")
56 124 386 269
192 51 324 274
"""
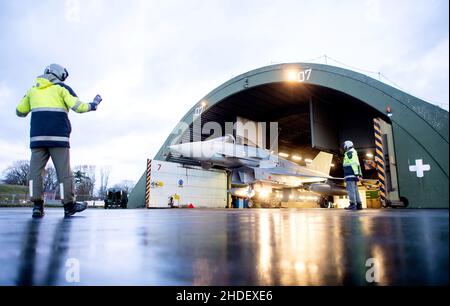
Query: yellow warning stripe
373 118 387 205
375 134 383 143
375 159 385 166
376 149 384 157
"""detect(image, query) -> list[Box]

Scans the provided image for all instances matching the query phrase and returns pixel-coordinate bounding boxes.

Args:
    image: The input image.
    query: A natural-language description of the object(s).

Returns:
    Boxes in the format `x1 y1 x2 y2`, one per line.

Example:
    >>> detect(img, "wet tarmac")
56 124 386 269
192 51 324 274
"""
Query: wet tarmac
0 208 448 286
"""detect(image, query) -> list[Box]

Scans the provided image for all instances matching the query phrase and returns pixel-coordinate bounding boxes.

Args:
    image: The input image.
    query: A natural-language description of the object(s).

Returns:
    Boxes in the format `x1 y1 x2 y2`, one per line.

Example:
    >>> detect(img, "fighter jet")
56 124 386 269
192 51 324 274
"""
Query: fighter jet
168 135 347 199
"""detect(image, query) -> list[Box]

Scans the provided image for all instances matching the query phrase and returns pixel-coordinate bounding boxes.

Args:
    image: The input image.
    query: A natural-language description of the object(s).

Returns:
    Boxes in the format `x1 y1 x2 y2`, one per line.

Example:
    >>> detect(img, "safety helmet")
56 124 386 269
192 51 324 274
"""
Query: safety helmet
44 64 69 82
343 140 354 150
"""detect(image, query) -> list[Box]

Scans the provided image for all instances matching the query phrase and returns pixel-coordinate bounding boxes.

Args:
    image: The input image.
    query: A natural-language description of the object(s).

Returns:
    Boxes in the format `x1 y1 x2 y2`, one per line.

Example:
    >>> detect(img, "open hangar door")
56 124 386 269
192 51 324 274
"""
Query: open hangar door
308 87 400 208
159 82 396 209
199 82 395 208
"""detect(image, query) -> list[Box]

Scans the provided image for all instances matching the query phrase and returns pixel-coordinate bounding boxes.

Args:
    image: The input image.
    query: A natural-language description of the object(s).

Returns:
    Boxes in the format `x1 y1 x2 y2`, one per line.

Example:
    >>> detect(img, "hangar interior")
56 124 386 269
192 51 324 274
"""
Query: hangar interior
166 82 394 208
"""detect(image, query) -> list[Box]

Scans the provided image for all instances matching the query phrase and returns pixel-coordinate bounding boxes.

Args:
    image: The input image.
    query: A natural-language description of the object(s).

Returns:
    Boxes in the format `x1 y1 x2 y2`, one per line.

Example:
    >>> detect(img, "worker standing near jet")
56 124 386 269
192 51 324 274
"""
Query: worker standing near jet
342 140 363 210
16 64 103 218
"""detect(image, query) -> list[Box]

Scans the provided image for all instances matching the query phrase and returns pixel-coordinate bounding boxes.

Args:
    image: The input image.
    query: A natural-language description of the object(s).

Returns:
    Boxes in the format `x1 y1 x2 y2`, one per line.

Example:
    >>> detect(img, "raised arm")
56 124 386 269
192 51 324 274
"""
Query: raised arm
58 83 102 113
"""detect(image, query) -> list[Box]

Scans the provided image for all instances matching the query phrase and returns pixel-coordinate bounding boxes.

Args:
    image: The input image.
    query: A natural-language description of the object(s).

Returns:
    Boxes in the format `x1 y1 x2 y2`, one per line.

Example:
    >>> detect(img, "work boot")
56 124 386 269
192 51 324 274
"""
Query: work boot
345 203 356 210
32 200 45 218
356 203 363 210
64 201 88 217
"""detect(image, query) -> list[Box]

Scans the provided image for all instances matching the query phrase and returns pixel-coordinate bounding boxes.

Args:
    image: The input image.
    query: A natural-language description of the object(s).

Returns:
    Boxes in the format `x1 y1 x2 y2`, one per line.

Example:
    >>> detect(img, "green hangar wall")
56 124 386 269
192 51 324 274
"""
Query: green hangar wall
129 63 449 209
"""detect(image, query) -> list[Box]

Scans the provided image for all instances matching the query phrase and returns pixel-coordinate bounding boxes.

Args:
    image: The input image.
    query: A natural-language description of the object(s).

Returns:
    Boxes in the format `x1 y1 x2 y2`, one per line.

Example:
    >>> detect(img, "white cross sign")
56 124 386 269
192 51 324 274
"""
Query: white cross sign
409 159 431 178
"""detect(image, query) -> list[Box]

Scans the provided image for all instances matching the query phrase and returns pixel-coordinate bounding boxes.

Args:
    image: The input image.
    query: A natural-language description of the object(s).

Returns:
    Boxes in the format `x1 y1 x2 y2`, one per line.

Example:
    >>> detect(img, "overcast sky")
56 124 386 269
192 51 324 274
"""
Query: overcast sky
0 0 448 187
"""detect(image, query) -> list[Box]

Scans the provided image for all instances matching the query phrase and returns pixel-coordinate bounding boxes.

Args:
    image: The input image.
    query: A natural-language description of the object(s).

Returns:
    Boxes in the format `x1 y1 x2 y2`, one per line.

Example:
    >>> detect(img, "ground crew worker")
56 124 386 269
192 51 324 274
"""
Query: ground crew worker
342 140 363 210
16 64 103 218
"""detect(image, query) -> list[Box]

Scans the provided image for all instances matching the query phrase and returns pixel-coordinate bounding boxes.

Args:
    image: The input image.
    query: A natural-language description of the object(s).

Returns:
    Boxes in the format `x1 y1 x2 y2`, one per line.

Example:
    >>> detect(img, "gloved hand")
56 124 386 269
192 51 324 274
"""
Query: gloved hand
90 95 102 111
94 94 102 103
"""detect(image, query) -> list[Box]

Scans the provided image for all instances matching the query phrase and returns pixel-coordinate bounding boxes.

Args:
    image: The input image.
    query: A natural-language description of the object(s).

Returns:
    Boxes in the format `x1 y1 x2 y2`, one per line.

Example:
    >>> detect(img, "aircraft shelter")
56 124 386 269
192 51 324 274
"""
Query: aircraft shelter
128 63 449 209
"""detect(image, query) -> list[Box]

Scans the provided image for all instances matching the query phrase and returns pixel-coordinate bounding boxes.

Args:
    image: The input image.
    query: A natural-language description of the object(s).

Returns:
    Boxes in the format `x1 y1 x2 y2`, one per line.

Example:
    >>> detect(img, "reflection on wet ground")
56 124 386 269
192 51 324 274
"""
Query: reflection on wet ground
0 208 448 285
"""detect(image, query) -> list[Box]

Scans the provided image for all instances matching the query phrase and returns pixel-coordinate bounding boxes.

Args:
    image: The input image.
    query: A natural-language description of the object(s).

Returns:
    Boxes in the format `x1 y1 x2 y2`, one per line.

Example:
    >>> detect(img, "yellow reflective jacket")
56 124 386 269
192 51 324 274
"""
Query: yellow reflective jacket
343 148 362 181
16 75 92 148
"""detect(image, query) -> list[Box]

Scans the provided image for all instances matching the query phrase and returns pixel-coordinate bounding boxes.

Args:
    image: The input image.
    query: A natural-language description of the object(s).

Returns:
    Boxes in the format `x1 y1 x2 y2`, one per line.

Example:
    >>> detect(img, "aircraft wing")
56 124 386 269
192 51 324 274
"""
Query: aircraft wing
327 177 345 181
327 177 379 188
327 177 377 183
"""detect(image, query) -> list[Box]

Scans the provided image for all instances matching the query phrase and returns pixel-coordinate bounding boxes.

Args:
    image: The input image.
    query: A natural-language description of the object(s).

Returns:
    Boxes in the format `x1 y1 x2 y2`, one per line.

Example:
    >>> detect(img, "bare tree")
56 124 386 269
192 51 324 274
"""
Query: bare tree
2 160 59 192
2 160 30 186
43 165 58 191
113 180 135 194
73 165 96 199
98 167 111 198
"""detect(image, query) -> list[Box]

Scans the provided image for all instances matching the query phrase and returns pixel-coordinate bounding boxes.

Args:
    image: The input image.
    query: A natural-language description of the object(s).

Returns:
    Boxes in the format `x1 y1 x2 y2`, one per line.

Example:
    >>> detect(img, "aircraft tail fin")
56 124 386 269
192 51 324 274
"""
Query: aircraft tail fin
306 151 334 175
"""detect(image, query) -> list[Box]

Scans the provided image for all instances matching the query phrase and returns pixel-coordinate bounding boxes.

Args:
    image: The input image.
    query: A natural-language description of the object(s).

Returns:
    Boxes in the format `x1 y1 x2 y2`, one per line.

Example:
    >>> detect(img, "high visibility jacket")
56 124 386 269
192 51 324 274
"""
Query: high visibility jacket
16 75 92 148
343 148 362 181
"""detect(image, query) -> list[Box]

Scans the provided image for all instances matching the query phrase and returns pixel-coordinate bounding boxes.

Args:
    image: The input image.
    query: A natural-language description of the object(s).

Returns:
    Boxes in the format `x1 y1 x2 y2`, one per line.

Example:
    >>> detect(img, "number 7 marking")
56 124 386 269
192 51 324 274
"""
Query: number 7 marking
298 68 312 82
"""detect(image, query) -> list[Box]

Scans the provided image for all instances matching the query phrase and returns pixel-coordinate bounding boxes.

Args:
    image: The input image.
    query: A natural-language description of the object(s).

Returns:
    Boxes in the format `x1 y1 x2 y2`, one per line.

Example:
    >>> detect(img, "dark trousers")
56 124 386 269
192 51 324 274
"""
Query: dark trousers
29 147 74 205
345 180 362 205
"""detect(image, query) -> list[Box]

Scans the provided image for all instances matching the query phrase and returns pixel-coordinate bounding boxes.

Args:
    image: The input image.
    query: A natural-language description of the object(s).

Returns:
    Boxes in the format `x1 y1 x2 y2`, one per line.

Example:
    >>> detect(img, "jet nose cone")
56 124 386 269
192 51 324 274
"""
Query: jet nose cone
168 144 182 155
168 142 199 158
